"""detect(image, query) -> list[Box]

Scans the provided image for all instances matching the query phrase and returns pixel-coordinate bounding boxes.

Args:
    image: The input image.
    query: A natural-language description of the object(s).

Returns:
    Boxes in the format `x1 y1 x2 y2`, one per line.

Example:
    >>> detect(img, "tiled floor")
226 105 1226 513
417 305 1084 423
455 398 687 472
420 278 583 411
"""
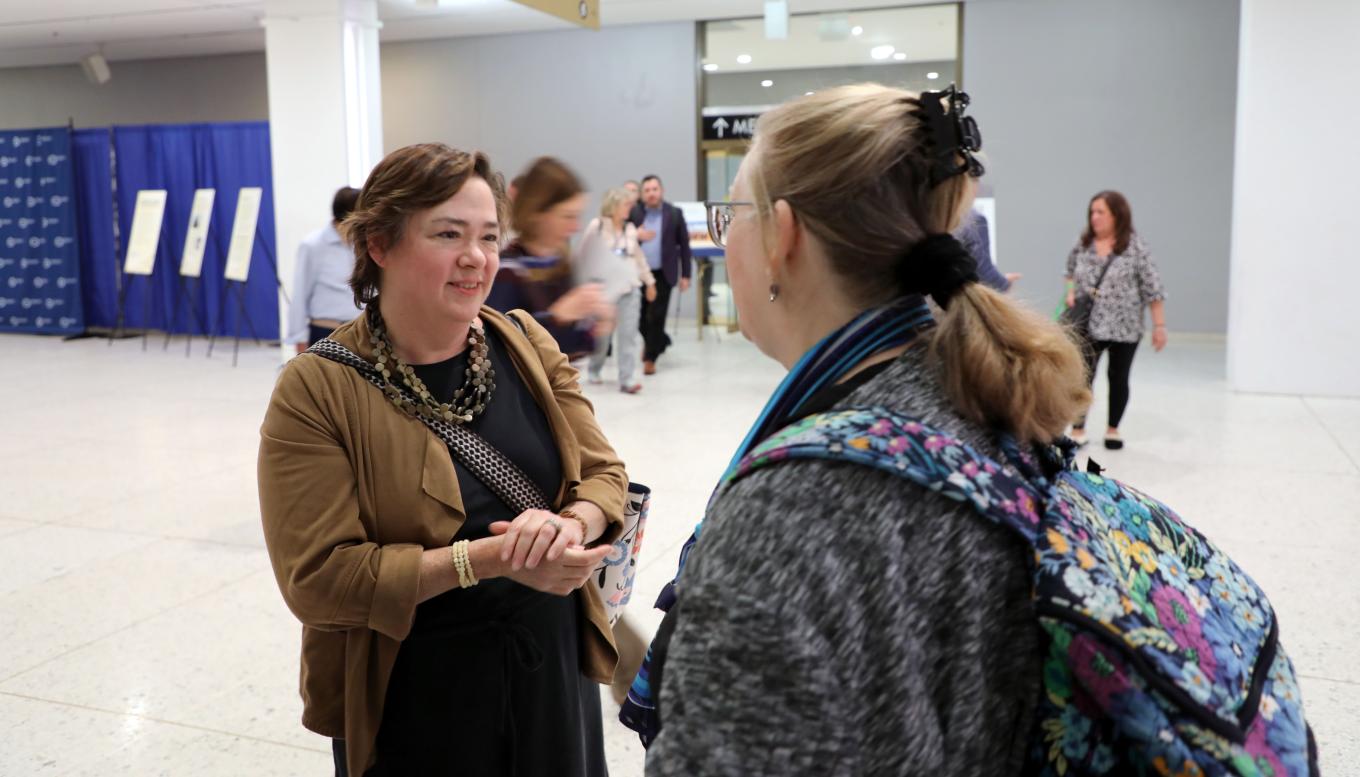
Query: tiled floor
1 327 1356 775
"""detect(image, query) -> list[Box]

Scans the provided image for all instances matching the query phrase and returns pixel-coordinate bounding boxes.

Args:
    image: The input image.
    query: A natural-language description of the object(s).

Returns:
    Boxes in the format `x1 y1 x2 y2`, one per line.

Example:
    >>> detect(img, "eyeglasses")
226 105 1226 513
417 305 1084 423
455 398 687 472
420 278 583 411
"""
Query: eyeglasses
704 200 755 248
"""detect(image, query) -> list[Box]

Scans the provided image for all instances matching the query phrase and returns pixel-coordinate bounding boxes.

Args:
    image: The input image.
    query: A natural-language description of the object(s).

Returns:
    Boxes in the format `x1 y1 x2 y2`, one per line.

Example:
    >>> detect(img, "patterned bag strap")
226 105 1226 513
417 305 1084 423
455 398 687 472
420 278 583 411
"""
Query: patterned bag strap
305 338 552 515
727 407 1047 543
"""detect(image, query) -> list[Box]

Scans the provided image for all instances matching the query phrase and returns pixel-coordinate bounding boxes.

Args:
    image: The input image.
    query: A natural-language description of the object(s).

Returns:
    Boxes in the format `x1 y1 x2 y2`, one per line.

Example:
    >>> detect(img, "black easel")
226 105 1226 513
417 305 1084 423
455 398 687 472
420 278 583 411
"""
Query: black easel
162 273 209 357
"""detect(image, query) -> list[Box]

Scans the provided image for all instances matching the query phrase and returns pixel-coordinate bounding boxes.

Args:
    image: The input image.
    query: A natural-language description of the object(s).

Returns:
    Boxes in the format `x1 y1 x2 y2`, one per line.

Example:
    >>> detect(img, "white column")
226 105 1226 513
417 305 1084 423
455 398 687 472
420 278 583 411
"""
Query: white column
263 0 382 359
1227 0 1360 396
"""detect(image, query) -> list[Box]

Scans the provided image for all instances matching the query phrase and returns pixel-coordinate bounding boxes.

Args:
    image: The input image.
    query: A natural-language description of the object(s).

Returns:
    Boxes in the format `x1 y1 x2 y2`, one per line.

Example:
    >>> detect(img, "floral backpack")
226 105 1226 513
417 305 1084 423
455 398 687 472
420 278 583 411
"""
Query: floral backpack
727 407 1320 777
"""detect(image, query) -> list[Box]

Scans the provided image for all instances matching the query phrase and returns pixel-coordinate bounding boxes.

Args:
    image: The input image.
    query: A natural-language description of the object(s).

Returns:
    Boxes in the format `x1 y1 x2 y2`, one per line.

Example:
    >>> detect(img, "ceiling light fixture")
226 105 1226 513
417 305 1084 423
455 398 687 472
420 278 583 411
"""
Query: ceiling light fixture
761 79 774 88
893 52 908 61
927 71 940 80
870 45 895 61
737 54 753 64
851 25 864 36
703 63 719 72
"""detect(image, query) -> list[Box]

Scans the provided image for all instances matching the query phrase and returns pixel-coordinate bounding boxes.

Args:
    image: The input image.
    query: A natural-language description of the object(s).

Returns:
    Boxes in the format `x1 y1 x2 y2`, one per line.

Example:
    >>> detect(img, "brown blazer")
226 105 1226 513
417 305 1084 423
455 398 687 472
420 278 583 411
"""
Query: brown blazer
257 306 626 777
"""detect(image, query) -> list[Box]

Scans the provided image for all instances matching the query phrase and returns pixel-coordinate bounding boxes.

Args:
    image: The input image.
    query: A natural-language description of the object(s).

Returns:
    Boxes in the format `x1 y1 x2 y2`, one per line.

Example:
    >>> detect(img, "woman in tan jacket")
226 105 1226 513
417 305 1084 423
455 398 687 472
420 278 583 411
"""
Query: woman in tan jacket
258 143 627 777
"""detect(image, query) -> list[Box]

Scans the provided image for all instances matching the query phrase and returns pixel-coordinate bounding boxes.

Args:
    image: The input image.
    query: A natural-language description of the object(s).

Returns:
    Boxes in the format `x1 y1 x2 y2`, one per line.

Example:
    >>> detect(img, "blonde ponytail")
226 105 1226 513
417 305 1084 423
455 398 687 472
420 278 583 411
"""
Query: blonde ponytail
931 284 1090 442
751 84 1091 442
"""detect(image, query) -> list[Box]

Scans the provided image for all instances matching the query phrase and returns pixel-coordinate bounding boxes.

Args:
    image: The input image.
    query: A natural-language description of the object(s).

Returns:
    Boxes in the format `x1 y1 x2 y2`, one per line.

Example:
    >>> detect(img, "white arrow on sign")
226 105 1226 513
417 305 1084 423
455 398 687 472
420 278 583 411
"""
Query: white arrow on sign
712 117 730 138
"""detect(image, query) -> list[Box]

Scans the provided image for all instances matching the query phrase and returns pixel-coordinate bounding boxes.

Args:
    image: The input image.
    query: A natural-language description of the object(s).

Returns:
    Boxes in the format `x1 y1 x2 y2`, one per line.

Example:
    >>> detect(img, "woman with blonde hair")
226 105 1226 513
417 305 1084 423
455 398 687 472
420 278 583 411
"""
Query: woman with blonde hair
628 84 1091 774
584 186 656 393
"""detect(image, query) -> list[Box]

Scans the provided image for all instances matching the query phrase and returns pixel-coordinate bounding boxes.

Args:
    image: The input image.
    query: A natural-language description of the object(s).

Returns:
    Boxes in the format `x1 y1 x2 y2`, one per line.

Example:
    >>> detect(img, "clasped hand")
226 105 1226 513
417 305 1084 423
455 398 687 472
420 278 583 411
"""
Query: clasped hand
490 510 610 596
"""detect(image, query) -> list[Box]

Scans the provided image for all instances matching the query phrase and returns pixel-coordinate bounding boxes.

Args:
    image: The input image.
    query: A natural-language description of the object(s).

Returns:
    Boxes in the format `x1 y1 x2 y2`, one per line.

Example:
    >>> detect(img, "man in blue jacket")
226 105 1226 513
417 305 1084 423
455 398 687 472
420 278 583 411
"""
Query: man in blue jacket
630 175 692 375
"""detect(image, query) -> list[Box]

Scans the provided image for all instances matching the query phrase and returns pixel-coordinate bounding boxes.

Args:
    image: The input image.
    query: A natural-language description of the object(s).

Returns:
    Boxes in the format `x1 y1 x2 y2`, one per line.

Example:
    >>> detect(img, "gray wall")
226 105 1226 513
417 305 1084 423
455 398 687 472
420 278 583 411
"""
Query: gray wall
0 53 268 129
963 0 1240 333
381 22 699 203
705 61 957 106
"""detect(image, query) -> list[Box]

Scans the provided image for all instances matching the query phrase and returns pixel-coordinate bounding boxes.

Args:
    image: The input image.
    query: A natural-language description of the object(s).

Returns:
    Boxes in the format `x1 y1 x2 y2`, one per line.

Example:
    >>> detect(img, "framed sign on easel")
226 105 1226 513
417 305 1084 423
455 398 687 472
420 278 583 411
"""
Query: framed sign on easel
163 188 214 356
207 187 274 367
110 189 167 350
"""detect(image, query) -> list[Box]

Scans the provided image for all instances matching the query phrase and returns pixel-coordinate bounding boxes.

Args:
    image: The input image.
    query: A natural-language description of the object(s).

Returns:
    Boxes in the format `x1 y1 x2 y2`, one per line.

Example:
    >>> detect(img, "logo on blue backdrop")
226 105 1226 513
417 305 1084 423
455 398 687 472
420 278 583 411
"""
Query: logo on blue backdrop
0 128 82 334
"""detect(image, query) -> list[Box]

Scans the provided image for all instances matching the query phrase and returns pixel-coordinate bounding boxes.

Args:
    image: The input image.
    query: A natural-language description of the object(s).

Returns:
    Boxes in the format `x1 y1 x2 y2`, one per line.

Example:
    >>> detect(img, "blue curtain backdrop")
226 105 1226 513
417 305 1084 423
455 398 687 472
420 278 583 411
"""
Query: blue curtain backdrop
73 128 117 329
0 127 84 335
72 121 278 338
111 122 278 338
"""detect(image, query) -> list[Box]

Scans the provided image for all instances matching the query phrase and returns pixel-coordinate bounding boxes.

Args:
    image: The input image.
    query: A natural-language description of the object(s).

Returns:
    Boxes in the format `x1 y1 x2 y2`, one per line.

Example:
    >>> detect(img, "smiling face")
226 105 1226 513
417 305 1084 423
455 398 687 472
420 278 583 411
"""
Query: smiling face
372 176 501 327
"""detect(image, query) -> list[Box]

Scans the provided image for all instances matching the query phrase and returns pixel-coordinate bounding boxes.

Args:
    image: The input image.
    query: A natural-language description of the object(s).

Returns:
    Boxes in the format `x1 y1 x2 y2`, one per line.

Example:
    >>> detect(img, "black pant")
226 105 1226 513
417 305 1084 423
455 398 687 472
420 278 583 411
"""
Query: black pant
639 273 673 362
308 323 335 347
1078 340 1139 429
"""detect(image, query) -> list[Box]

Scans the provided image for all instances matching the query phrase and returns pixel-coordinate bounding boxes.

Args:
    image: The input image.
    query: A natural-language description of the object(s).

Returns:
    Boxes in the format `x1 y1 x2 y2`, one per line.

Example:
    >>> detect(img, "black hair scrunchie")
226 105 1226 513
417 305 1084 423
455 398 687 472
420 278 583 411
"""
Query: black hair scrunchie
896 234 979 308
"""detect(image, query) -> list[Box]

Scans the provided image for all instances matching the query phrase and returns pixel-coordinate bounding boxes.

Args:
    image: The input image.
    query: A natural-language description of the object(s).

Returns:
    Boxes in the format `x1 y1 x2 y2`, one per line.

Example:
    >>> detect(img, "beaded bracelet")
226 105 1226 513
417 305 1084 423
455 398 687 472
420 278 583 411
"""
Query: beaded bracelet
558 509 589 543
449 540 478 588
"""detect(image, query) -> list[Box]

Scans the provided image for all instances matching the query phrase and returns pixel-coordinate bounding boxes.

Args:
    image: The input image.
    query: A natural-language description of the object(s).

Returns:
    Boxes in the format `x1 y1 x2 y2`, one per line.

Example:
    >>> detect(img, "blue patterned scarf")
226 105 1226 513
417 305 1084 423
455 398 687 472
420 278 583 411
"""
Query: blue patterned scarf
619 294 936 744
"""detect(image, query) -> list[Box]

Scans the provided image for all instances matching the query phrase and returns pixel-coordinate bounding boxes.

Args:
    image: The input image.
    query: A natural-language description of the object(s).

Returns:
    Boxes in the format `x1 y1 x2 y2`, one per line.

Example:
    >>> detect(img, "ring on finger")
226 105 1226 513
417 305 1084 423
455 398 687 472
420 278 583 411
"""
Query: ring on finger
546 519 562 534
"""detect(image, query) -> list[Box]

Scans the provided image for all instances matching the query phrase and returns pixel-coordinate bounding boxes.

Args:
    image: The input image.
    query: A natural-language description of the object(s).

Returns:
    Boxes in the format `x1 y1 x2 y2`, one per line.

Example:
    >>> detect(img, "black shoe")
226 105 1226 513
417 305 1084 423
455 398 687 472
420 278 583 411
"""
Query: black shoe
1104 435 1124 450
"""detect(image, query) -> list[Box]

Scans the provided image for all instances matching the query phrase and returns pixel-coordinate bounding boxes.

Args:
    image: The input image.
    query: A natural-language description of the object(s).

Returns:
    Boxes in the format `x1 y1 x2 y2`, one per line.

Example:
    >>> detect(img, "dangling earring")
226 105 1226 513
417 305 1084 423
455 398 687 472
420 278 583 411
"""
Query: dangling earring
768 283 780 302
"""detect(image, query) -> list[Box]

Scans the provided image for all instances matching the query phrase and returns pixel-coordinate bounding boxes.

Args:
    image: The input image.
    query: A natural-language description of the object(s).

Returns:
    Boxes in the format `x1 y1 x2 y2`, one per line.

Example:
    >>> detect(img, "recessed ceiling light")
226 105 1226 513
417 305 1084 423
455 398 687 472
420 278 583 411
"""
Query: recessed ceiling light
927 71 940 80
703 63 719 72
870 45 895 61
761 79 774 88
805 91 814 95
737 54 753 64
851 25 864 36
893 52 907 61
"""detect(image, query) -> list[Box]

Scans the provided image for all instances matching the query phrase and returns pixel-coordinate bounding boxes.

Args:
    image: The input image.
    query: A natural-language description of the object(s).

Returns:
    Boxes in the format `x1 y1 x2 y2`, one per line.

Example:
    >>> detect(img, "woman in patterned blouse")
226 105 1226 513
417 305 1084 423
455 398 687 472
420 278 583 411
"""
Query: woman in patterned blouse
1064 190 1168 450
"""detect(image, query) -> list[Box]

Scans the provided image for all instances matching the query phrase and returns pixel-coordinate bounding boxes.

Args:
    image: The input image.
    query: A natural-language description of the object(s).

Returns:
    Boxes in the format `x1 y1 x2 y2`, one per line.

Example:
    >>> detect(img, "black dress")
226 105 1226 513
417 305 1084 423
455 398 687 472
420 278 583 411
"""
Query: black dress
367 325 608 777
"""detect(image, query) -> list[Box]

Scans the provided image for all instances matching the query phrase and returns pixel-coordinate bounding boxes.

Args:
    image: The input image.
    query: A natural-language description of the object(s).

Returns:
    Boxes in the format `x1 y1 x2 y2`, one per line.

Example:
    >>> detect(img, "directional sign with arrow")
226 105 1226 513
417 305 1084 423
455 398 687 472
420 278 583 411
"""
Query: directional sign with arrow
703 111 761 142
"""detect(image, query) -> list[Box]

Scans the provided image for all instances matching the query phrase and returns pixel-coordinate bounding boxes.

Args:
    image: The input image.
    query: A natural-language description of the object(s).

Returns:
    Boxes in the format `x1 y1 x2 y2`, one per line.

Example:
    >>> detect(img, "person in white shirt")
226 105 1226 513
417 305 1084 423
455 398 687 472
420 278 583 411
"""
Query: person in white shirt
288 187 363 354
585 187 656 393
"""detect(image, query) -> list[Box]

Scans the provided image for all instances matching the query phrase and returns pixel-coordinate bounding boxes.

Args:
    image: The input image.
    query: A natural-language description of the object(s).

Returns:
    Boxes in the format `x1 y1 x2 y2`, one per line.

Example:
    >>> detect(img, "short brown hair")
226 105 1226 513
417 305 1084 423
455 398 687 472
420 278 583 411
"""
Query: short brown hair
342 143 507 308
510 157 584 247
749 84 1089 442
1081 190 1134 255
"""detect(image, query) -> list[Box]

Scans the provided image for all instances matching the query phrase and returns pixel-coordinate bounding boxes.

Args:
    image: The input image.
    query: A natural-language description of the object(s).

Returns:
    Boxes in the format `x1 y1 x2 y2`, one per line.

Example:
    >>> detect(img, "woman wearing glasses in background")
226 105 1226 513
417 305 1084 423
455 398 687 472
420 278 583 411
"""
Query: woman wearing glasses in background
623 84 1091 774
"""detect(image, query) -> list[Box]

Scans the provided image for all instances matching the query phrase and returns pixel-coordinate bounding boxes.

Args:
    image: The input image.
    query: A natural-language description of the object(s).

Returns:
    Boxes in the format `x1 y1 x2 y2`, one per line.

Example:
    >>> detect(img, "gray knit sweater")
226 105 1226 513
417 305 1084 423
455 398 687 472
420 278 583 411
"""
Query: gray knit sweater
645 346 1042 776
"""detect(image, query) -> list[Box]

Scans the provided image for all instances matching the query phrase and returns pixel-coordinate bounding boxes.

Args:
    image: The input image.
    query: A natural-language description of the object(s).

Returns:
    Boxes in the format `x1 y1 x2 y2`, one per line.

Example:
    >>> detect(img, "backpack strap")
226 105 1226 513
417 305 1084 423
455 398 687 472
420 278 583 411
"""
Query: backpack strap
727 406 1046 543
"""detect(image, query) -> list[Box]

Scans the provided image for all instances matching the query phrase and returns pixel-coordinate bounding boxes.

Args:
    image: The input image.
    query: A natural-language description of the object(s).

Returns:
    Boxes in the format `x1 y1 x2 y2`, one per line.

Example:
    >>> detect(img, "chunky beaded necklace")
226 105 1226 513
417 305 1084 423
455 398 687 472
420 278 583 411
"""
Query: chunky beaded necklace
368 307 496 424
